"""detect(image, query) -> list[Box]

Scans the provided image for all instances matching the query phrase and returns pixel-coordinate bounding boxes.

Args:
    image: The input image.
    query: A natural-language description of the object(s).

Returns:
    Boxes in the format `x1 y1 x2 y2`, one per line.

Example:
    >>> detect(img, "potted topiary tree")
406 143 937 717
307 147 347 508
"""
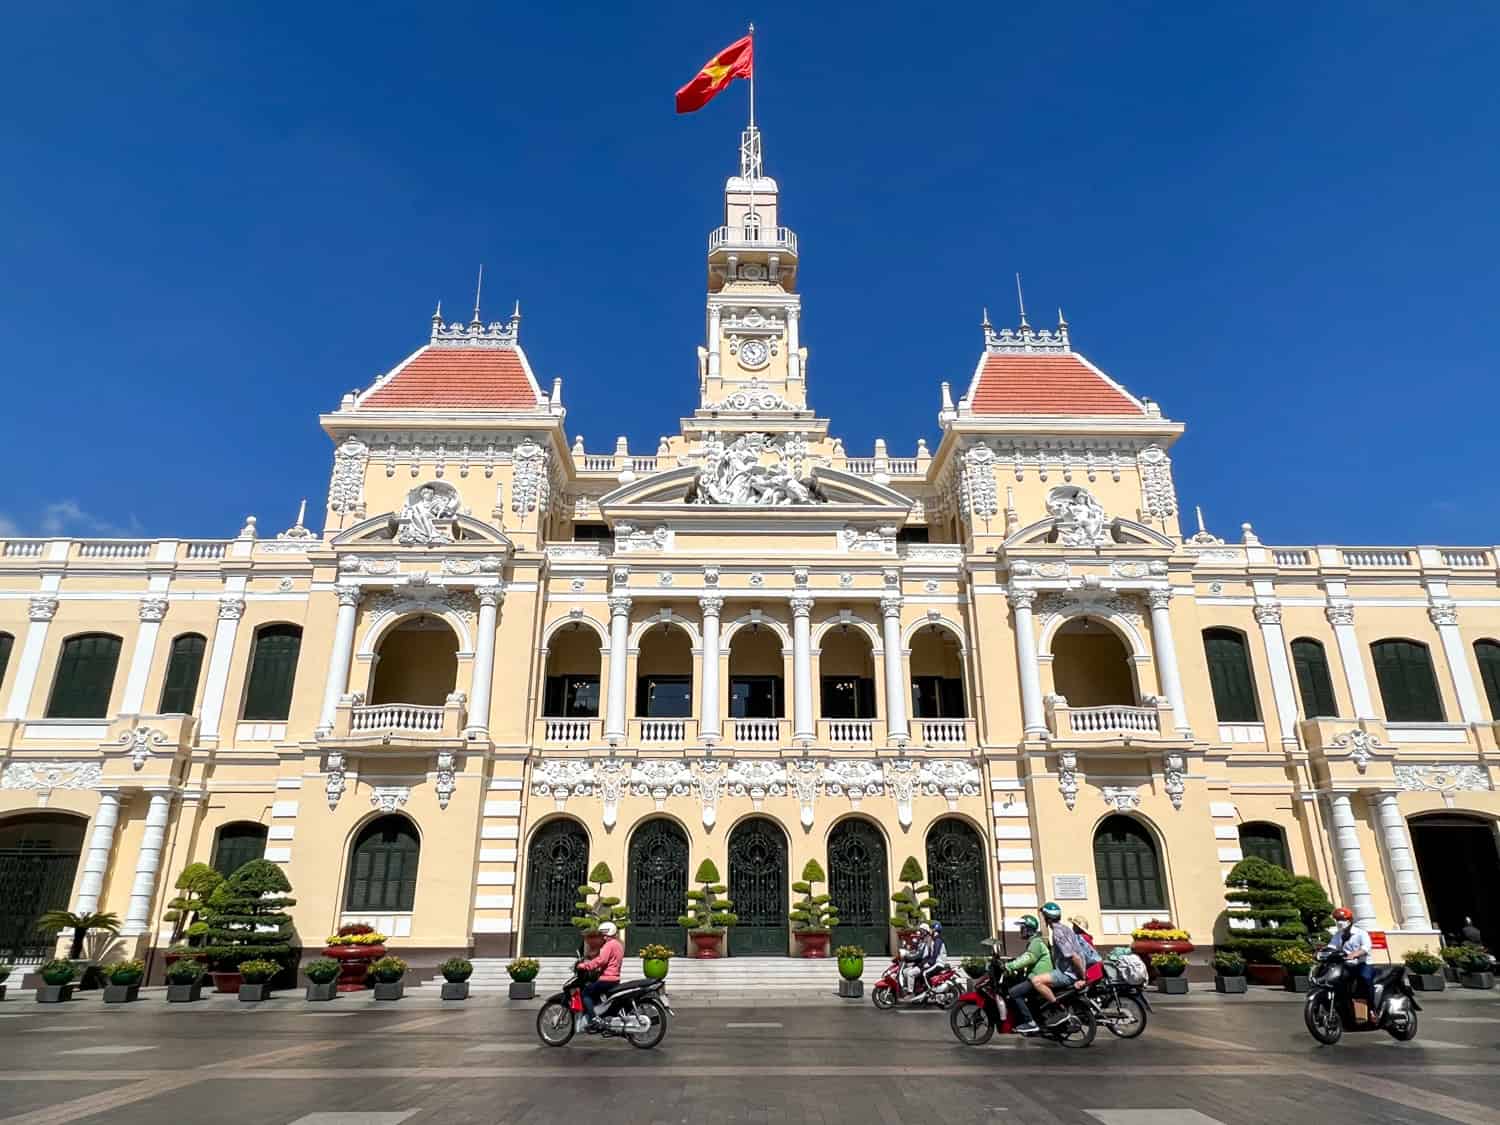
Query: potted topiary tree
1213 951 1247 994
1403 948 1445 992
165 958 206 1003
572 862 631 955
441 958 473 1000
323 924 388 992
103 960 145 1004
835 945 865 998
1152 952 1189 993
678 859 736 957
198 859 297 993
1276 945 1314 992
1457 944 1495 989
1289 876 1334 946
639 944 673 981
35 959 76 1003
162 863 223 956
304 958 340 1001
0 963 11 1002
369 955 407 1000
789 859 839 957
1223 857 1305 985
506 957 539 999
237 959 280 1002
888 856 936 942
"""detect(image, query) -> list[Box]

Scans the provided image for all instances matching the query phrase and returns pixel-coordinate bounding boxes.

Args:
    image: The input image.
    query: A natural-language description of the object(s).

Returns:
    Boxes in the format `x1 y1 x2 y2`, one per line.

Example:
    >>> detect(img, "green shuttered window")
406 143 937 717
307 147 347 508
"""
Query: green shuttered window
1094 815 1166 911
1371 639 1445 723
1203 628 1260 723
242 625 302 721
1475 640 1500 721
45 633 122 719
212 822 268 876
159 633 206 714
345 815 420 912
1291 638 1339 718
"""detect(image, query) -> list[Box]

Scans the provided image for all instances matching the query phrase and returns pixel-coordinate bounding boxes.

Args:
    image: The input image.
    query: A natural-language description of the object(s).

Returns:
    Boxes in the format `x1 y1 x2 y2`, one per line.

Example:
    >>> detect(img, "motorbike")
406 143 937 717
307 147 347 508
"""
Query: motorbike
872 950 962 1010
1303 949 1419 1046
535 960 674 1049
1086 958 1150 1039
948 939 1097 1047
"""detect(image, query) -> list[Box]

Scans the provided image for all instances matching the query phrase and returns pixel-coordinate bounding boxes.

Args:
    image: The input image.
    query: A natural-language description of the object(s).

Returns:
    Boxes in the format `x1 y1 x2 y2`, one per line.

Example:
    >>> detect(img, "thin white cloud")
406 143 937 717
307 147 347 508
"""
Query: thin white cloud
0 513 19 537
37 499 144 538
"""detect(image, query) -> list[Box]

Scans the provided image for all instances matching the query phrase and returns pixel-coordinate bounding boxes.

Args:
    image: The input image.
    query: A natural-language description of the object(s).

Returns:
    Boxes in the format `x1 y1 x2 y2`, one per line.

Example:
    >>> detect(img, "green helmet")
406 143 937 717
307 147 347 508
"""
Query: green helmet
1018 914 1039 935
1041 902 1063 923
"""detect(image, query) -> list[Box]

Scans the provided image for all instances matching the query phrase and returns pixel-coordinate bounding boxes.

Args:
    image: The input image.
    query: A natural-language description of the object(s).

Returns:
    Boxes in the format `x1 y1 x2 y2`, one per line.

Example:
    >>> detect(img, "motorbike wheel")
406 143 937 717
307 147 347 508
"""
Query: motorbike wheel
949 1000 994 1046
536 1000 575 1047
872 985 896 1010
627 998 668 1050
1304 993 1342 1045
1386 1007 1418 1043
1105 995 1148 1039
1055 1003 1098 1049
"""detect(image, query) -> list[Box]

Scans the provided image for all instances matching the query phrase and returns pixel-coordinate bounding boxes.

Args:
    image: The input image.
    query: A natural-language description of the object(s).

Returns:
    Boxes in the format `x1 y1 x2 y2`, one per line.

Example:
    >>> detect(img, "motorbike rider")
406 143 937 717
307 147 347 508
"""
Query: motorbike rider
577 920 624 1030
1031 902 1089 1024
901 923 931 995
1003 914 1054 1035
921 921 949 993
1325 906 1376 1014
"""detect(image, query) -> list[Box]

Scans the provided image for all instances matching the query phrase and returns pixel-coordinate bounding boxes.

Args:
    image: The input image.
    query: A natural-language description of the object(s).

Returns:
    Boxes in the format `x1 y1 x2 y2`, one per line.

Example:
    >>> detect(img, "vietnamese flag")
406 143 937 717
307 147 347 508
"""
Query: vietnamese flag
675 35 753 114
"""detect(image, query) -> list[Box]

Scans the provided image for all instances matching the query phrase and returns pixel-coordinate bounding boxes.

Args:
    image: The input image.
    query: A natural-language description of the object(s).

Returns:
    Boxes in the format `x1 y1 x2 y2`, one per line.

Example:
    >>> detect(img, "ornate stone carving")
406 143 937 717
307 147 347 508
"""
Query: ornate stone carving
1394 764 1490 794
726 760 788 810
1006 586 1037 611
607 593 633 616
118 726 169 770
598 758 628 829
839 525 898 553
511 439 549 517
334 583 362 608
1329 729 1387 773
1058 750 1079 811
630 759 695 809
329 437 368 517
821 760 884 807
961 444 998 521
699 594 725 615
29 595 59 622
879 594 903 620
1146 588 1173 611
138 596 169 622
1 760 102 791
341 555 398 576
1046 485 1112 547
434 750 456 810
393 481 461 546
476 585 505 609
1325 600 1355 626
917 759 981 810
789 758 819 828
1427 600 1458 627
689 432 826 506
1137 444 1177 520
369 786 409 813
218 596 246 620
1100 785 1141 811
789 593 815 618
702 382 795 412
531 758 596 807
693 760 726 828
370 577 477 623
885 758 917 827
324 750 346 809
1109 561 1151 579
1252 601 1282 626
1037 591 1142 629
614 522 669 552
1163 752 1186 810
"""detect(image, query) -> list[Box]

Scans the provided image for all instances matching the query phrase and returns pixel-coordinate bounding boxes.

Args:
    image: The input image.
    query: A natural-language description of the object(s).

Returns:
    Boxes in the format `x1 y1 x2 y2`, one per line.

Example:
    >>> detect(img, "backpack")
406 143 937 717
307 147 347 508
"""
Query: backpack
1108 950 1149 985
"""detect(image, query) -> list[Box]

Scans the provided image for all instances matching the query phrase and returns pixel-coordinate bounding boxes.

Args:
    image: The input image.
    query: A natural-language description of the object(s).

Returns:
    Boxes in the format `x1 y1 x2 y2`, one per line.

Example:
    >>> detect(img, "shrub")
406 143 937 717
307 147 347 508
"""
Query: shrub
1151 953 1187 977
34 910 122 961
1403 949 1443 975
961 956 988 976
40 959 77 986
1289 876 1334 944
237 959 281 984
834 945 866 961
0 963 11 984
1223 857 1305 964
572 862 631 934
304 958 341 984
440 958 473 983
789 858 839 933
678 859 737 932
1451 943 1492 972
1439 944 1468 965
163 863 223 946
199 860 297 970
637 944 674 962
368 956 407 983
1213 951 1247 977
507 957 540 981
109 959 146 986
889 856 936 930
166 958 205 985
1274 945 1314 971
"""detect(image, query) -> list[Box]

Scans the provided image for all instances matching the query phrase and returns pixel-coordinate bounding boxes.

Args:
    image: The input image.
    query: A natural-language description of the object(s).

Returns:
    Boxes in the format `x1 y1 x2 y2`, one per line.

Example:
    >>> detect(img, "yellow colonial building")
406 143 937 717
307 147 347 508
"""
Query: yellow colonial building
4 128 1500 975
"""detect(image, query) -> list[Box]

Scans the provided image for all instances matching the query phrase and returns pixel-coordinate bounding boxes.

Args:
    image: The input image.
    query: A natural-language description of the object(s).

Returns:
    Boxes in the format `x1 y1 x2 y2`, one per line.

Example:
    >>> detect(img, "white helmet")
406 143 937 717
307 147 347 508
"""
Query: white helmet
917 922 932 935
598 921 618 937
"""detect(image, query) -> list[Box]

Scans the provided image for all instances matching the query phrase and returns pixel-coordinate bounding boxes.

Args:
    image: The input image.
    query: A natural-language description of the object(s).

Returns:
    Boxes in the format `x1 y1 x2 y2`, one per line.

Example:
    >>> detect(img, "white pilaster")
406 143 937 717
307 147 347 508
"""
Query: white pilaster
121 593 170 714
4 595 59 720
786 305 801 381
1428 601 1484 723
604 593 632 743
699 595 723 743
880 594 909 745
123 790 173 936
199 590 247 742
1325 599 1376 719
1009 587 1046 736
707 306 722 378
467 586 504 736
791 594 815 742
1373 791 1432 930
73 790 122 914
317 584 362 732
1253 600 1300 747
1327 792 1378 929
1147 588 1191 738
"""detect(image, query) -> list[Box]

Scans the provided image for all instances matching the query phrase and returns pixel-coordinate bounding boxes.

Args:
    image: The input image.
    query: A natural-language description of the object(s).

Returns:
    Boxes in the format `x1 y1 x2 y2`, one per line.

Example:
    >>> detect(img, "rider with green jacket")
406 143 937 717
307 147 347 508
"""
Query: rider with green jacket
1005 915 1054 1034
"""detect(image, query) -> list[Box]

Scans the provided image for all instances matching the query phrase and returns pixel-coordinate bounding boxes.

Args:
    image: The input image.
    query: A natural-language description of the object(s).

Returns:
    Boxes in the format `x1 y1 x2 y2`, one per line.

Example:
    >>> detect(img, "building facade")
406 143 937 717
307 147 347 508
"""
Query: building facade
4 128 1500 973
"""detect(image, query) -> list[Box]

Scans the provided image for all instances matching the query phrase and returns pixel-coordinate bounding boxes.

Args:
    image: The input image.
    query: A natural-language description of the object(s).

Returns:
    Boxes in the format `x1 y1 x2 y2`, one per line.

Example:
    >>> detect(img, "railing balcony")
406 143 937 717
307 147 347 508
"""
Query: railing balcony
537 717 601 745
913 718 974 746
817 718 883 746
1341 548 1413 567
728 717 787 745
630 717 699 745
330 693 466 744
1441 549 1490 568
1045 697 1178 743
708 225 798 255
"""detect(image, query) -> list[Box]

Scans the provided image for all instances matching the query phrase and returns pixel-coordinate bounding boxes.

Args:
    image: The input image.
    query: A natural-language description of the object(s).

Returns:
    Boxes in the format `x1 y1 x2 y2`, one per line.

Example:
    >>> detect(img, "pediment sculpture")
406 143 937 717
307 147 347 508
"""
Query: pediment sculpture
687 432 827 506
1046 485 1113 547
393 481 461 546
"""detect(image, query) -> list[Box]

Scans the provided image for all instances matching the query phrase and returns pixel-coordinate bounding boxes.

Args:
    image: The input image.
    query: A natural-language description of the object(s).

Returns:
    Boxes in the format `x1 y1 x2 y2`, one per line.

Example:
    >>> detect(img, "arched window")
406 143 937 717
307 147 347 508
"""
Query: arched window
1093 815 1166 911
909 625 967 718
345 815 420 912
0 812 86 961
743 210 761 238
1474 640 1500 720
1238 822 1290 871
1371 639 1444 723
159 633 206 714
45 633 123 719
212 822 268 876
243 624 302 721
0 632 13 693
1291 638 1339 718
1202 628 1259 723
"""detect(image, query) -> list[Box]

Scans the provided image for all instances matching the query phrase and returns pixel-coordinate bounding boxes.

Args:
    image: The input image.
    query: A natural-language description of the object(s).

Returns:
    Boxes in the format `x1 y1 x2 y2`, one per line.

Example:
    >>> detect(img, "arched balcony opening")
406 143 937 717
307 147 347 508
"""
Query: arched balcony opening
729 624 784 742
819 624 876 743
542 623 602 742
635 622 693 741
1046 617 1157 738
371 615 458 706
909 623 969 745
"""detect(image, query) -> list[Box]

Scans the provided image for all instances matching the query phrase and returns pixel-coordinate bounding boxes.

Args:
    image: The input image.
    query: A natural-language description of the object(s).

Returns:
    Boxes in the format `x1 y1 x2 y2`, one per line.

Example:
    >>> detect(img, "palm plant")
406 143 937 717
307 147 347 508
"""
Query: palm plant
35 910 122 960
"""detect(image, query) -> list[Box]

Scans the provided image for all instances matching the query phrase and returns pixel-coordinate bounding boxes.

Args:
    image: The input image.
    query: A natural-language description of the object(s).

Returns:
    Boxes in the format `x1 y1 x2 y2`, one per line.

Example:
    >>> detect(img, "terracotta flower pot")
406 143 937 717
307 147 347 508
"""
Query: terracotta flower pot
794 932 831 958
1131 938 1194 959
690 931 724 958
1246 963 1283 986
210 971 243 994
324 943 385 992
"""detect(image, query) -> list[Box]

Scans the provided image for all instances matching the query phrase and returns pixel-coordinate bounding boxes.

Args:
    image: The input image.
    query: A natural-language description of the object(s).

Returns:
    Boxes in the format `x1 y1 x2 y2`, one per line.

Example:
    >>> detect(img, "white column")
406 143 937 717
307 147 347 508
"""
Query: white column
318 584 362 733
1147 588 1192 738
791 594 815 742
1326 600 1376 719
1373 791 1432 930
707 306 722 378
699 595 723 743
121 595 169 714
3 595 58 720
786 305 802 381
1327 792 1378 929
72 789 122 913
1253 600 1300 747
467 586 504 736
1429 601 1485 723
123 790 173 936
1008 587 1046 735
880 594 909 745
604 593 632 743
199 594 246 742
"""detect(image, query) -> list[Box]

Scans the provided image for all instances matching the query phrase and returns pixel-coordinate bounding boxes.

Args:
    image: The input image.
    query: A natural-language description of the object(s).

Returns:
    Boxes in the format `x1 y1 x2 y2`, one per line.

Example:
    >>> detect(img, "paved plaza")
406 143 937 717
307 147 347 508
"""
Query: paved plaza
0 988 1497 1125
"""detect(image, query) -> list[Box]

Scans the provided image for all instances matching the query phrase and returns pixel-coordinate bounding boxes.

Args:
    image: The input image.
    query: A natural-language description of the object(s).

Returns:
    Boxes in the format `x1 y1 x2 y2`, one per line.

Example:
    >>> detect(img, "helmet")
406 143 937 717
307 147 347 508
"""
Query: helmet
931 922 943 934
1018 914 1039 936
1041 902 1063 923
917 922 932 934
1332 907 1353 923
598 921 618 937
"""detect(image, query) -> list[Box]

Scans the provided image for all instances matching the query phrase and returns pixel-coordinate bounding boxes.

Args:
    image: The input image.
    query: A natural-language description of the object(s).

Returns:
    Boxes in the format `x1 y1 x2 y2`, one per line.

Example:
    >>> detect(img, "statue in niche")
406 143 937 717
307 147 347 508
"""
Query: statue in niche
688 432 826 506
394 481 461 546
1046 485 1112 547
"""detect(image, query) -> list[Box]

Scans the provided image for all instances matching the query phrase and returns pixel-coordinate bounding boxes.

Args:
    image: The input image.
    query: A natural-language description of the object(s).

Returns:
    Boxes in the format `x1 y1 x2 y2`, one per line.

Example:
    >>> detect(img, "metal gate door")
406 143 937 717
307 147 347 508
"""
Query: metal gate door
728 817 788 955
628 818 688 954
0 849 81 961
521 819 589 957
827 818 890 956
926 818 990 954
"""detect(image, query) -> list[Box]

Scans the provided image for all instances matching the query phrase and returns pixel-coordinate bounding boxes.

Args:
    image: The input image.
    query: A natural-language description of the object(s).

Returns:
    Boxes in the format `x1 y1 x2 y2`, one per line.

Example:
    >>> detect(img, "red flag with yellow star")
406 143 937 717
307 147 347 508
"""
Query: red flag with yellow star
675 35 753 114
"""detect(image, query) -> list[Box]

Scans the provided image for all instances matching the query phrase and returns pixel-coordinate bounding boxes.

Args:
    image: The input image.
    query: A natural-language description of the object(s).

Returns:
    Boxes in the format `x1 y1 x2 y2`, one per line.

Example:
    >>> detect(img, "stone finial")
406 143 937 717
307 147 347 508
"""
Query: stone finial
238 515 257 539
1241 521 1260 545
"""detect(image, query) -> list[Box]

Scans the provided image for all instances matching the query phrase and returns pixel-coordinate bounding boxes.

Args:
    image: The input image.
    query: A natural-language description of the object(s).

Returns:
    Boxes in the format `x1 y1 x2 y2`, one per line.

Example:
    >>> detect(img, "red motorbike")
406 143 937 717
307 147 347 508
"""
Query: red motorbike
948 939 1097 1047
871 951 961 1009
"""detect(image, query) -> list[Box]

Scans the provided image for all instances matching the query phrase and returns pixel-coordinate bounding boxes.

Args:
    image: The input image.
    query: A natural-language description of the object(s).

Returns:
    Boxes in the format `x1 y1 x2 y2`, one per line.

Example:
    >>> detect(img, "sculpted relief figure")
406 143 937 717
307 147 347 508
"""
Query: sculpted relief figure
395 481 461 546
689 432 826 506
1046 485 1112 547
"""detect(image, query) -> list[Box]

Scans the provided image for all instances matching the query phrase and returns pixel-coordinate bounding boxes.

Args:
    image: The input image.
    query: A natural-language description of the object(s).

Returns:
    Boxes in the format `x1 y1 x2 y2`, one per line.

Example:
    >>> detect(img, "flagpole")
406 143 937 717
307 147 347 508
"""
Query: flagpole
748 22 755 130
746 22 757 236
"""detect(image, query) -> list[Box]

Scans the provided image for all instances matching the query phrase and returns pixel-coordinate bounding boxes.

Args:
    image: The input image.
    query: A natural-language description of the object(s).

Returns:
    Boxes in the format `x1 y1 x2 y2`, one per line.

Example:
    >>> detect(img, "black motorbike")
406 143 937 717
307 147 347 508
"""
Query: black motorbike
1304 949 1419 1045
1086 958 1150 1039
535 960 673 1049
949 938 1097 1048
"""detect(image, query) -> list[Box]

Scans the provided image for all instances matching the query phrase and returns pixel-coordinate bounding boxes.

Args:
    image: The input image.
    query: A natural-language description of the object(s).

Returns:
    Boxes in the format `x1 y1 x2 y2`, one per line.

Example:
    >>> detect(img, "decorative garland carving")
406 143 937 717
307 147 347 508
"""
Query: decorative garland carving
1137 444 1177 520
118 726 170 770
329 438 369 517
961 445 998 521
511 439 549 517
1 761 102 791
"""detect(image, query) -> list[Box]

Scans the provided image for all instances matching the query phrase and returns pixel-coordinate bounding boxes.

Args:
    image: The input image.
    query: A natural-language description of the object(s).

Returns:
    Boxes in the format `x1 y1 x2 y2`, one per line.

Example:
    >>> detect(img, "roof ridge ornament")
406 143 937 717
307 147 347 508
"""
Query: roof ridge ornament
430 302 522 349
983 314 1071 354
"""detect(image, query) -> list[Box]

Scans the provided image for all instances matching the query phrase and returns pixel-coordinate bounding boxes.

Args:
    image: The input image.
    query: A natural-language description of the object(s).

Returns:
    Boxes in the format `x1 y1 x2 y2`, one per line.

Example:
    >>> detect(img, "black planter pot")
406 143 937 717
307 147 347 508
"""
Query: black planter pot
0 984 7 1002
838 978 864 998
239 984 271 1002
1214 975 1247 994
1411 973 1445 992
441 981 471 1000
1156 976 1189 994
36 985 74 1003
305 981 338 1002
1443 965 1460 982
508 980 536 1000
373 980 404 1001
1284 973 1311 993
167 983 202 1003
1461 971 1495 990
103 983 141 1003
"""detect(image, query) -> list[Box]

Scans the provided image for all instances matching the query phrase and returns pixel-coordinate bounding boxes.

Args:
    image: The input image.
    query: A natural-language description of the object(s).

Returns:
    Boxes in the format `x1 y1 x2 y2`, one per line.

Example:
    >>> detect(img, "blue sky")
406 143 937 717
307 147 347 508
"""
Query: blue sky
1 3 1496 545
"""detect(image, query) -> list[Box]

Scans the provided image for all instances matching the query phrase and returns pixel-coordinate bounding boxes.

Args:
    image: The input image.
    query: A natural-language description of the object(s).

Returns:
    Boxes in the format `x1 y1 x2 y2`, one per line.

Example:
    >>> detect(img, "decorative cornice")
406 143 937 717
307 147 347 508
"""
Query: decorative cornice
28 595 59 622
138 596 169 623
1325 600 1355 627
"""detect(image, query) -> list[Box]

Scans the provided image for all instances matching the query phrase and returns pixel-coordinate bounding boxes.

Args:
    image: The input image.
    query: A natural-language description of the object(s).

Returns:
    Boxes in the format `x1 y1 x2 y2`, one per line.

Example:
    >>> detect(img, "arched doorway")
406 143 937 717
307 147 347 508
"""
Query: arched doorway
371 615 459 706
1410 814 1500 945
345 814 420 913
728 816 788 955
0 813 85 961
522 819 589 956
827 818 890 955
1052 618 1135 707
1093 815 1167 914
628 818 689 953
926 818 990 953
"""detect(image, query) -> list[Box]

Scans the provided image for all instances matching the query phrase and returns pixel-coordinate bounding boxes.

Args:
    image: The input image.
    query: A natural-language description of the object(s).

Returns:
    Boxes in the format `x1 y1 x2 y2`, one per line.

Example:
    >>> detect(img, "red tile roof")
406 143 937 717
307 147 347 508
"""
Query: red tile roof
359 347 541 411
970 353 1143 416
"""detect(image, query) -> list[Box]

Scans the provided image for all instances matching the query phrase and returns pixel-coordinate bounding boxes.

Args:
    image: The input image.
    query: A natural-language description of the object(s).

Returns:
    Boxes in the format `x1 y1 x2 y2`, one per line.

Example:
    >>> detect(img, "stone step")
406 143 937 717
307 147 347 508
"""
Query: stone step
459 956 872 991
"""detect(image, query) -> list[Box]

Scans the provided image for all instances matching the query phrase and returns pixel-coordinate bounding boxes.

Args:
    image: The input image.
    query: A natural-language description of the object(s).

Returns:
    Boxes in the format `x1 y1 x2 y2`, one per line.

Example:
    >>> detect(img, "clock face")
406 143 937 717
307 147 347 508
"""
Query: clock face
739 339 769 368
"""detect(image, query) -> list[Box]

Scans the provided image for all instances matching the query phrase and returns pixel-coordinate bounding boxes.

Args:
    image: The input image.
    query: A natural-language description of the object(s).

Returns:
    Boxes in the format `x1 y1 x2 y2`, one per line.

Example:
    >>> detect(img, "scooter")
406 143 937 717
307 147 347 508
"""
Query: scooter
1086 957 1150 1039
949 939 1097 1047
872 951 961 1010
1304 949 1419 1046
535 960 674 1049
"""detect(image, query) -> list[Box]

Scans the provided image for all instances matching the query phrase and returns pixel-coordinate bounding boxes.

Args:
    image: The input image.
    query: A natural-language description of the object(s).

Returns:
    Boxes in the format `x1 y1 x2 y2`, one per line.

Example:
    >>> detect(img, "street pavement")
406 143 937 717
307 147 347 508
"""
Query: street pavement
0 986 1497 1125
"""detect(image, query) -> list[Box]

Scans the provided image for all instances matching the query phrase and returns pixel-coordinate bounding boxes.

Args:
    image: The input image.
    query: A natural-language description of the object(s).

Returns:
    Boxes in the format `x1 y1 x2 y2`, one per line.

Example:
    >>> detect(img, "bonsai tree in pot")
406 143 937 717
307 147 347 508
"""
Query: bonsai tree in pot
165 957 206 1003
440 957 473 1001
888 856 936 940
236 958 280 1002
788 859 839 957
304 958 341 1002
163 863 223 949
1151 952 1189 994
103 959 145 1004
506 956 540 999
1275 944 1315 992
35 959 77 1003
369 955 407 1001
1289 875 1334 946
1213 950 1248 994
1222 857 1304 984
678 859 736 957
198 859 297 993
572 862 631 954
638 944 673 981
1403 948 1445 992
